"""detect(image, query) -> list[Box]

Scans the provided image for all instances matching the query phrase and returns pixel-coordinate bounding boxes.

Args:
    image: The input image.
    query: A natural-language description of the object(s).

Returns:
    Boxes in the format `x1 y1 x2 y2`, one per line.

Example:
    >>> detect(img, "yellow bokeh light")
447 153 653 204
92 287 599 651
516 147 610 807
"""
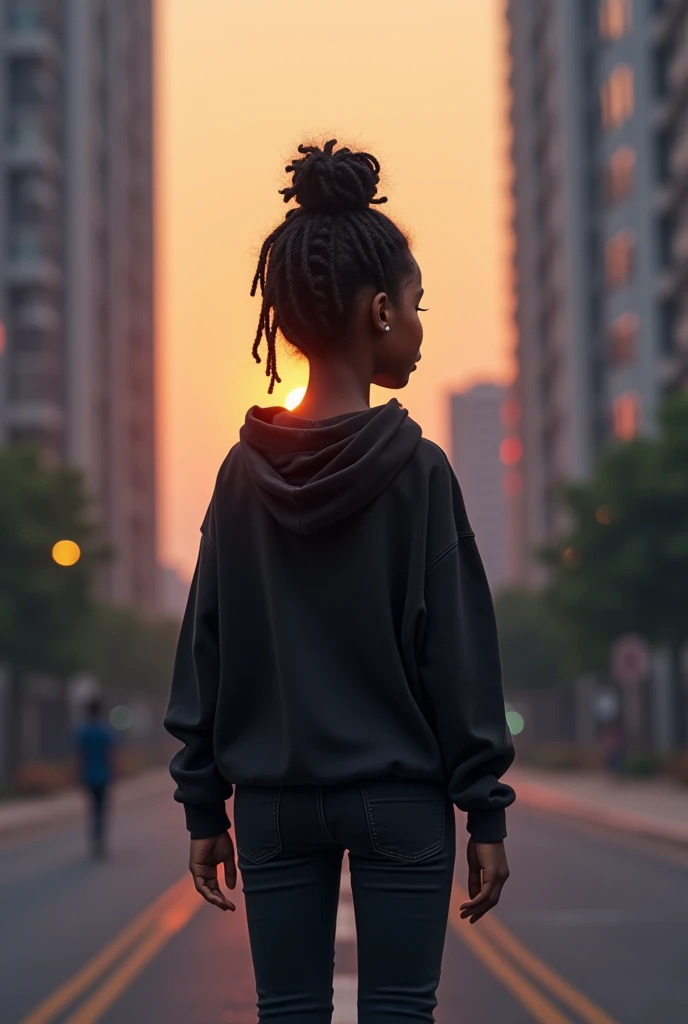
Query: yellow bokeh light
285 386 306 411
52 540 81 567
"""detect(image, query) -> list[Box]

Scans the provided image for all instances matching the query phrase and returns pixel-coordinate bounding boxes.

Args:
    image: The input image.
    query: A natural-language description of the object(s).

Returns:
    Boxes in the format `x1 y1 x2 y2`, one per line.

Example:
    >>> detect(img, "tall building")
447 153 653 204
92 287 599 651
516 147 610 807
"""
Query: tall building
506 0 688 584
0 0 157 610
450 384 510 591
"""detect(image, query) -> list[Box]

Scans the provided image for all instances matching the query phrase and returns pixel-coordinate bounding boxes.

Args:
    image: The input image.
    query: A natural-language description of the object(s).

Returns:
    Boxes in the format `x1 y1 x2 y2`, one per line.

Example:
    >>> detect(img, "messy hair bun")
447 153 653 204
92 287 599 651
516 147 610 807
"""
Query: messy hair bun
250 138 413 394
279 139 389 215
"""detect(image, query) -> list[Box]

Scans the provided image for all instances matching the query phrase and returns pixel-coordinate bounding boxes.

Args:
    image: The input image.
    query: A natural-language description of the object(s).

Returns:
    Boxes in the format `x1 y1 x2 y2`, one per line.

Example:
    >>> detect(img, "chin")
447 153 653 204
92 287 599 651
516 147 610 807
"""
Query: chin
371 371 411 390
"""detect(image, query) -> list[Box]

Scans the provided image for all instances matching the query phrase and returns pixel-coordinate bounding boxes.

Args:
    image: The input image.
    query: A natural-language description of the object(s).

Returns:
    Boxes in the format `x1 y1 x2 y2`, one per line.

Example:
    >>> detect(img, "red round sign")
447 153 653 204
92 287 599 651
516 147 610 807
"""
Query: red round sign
610 635 650 686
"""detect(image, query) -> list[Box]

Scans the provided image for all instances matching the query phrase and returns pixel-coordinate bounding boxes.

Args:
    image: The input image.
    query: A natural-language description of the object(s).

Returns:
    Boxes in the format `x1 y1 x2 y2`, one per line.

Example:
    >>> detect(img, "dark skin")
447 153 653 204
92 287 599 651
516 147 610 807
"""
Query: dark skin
190 253 510 922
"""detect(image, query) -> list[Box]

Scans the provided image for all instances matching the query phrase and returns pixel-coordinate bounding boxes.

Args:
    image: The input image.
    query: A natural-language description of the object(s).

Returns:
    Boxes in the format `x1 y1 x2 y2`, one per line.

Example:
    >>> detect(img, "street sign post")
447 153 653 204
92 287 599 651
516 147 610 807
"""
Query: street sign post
610 635 650 748
611 634 650 687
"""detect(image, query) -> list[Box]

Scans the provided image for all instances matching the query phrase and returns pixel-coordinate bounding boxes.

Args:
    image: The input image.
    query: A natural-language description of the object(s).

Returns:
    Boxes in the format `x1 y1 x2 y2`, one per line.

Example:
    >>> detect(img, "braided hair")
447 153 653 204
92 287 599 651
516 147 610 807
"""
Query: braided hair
250 139 414 394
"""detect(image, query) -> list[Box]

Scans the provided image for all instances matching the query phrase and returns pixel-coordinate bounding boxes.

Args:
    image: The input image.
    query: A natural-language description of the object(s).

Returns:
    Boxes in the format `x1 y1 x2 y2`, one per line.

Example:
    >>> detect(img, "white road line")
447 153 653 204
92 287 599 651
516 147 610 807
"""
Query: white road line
332 973 358 1023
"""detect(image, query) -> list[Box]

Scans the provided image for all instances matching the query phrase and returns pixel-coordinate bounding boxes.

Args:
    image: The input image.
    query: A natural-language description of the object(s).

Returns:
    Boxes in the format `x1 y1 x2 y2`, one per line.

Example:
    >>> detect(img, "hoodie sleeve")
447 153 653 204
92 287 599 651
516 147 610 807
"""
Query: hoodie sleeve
418 466 515 843
164 526 233 839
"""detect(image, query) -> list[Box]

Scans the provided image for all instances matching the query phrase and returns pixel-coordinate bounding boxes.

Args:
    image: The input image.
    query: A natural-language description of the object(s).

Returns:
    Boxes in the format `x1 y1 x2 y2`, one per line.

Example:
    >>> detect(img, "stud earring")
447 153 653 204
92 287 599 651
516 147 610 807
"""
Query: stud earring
384 325 390 332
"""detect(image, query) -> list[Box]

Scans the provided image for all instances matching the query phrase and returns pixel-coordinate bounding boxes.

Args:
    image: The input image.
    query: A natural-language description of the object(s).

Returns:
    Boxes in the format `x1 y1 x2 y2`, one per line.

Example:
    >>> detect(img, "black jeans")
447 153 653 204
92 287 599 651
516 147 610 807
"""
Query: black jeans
86 783 109 856
234 776 456 1023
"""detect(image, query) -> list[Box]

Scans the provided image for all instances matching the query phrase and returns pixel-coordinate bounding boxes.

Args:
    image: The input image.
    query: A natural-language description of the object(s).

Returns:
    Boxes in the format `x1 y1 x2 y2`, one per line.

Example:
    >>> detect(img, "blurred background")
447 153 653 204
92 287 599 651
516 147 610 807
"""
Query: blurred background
2 1 688 1023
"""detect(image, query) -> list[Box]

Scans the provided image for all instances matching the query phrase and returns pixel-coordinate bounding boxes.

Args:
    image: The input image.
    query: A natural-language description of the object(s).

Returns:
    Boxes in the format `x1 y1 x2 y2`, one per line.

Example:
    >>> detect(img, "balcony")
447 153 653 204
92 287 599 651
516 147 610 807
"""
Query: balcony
14 302 61 332
651 0 688 48
3 400 63 433
4 11 61 65
6 237 62 287
670 132 688 177
672 219 688 264
668 43 688 93
675 310 688 351
656 268 677 299
5 116 61 173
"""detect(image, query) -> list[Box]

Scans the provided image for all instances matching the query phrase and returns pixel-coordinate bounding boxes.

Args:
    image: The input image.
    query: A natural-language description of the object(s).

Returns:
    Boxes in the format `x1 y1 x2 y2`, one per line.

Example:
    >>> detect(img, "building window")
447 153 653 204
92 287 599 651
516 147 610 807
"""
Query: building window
659 298 675 354
599 0 633 40
612 392 642 440
601 65 634 130
605 146 636 203
657 214 673 269
605 230 636 288
7 2 43 32
609 312 639 366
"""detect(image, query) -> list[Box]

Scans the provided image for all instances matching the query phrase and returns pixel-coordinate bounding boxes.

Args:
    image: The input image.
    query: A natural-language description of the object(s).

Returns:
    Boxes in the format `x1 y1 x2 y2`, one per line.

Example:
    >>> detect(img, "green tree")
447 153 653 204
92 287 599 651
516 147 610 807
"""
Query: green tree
88 604 180 705
0 446 106 779
542 394 688 672
494 588 571 696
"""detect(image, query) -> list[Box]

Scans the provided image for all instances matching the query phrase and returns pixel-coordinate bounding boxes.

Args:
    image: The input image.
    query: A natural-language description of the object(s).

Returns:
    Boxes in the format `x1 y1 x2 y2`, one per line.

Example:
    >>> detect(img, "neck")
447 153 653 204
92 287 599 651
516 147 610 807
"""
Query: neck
295 355 372 419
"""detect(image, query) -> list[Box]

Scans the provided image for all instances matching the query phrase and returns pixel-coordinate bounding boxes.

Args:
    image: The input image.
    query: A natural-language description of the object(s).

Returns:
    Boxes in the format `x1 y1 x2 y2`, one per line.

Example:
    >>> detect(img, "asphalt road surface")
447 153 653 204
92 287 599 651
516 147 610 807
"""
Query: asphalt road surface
2 781 688 1024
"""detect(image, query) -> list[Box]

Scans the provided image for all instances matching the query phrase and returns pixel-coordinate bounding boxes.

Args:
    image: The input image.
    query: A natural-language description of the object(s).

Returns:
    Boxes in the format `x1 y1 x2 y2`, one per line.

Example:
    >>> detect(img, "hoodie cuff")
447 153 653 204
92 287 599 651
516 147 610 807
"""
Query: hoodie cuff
184 802 231 839
466 808 507 843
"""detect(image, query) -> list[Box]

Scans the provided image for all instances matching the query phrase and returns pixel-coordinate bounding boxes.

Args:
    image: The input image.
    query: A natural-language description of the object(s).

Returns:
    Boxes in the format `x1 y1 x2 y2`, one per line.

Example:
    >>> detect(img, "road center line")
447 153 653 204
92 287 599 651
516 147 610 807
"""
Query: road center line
62 890 202 1024
17 874 190 1024
448 892 574 1024
450 884 621 1024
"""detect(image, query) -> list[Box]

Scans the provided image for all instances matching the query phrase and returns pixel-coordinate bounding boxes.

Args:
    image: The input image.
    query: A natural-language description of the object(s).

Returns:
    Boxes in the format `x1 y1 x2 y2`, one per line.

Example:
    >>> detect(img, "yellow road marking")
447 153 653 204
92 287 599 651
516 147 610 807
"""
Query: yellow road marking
449 894 573 1024
483 914 619 1024
18 875 190 1024
63 891 202 1024
450 884 620 1024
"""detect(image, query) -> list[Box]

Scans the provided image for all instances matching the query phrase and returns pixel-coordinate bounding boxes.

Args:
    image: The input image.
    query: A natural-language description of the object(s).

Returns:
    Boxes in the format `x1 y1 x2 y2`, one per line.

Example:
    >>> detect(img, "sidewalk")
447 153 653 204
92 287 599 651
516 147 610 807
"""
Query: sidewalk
510 763 688 846
0 768 173 838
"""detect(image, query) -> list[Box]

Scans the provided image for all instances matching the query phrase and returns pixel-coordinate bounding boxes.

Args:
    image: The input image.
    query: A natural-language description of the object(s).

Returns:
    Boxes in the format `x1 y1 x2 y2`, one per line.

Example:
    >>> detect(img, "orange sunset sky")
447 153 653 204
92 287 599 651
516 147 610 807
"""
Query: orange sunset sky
156 0 512 579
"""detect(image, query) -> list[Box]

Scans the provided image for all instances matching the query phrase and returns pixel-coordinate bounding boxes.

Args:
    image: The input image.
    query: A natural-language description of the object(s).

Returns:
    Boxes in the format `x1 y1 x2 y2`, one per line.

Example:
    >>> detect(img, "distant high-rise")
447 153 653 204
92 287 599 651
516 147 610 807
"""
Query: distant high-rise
450 384 510 591
0 0 156 610
506 0 688 584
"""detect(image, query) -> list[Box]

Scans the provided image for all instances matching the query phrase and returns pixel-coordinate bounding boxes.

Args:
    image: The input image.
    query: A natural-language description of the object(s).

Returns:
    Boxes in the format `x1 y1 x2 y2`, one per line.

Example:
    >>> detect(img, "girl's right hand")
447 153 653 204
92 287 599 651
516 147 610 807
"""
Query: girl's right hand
459 838 510 924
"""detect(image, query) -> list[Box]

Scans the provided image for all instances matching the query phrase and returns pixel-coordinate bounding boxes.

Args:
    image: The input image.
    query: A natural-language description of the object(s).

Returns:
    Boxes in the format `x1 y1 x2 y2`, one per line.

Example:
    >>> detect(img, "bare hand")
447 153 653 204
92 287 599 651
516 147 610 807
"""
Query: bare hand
460 838 510 924
189 833 237 911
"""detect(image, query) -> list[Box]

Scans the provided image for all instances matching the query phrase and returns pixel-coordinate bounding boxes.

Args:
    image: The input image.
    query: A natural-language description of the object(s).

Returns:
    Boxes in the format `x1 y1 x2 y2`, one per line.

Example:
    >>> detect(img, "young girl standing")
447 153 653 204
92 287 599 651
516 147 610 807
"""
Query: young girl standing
165 139 515 1023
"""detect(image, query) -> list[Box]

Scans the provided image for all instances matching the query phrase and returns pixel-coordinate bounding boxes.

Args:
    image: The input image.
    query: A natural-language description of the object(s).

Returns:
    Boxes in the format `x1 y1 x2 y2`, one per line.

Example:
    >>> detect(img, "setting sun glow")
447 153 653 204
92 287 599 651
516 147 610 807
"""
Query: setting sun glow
285 387 307 412
158 0 509 576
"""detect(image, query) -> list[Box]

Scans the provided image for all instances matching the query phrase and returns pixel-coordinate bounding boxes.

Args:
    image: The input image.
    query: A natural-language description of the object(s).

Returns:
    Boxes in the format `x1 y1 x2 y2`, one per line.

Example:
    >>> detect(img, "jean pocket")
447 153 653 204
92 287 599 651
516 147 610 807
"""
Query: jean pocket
234 784 282 864
359 777 445 863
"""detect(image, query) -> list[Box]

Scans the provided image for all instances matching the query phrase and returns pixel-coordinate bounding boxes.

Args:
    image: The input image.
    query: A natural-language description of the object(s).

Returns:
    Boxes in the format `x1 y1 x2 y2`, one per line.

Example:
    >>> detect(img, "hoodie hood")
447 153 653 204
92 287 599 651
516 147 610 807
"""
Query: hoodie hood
239 399 422 534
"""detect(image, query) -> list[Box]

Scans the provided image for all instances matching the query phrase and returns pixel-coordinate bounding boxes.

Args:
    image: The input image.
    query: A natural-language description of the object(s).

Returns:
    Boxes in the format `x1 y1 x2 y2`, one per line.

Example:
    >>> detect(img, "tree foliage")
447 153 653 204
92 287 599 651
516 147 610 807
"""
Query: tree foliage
88 604 180 703
542 394 688 670
0 445 106 677
494 588 572 694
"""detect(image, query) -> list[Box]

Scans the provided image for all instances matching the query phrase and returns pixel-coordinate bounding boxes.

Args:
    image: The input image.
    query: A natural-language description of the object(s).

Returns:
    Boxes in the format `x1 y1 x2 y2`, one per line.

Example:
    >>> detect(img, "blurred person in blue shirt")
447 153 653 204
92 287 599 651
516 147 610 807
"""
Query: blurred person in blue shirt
74 698 115 859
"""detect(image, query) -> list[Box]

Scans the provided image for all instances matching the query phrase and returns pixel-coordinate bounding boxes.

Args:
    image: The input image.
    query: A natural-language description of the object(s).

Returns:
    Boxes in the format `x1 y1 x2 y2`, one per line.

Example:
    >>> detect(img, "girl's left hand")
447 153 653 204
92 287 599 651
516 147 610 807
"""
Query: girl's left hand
189 833 237 911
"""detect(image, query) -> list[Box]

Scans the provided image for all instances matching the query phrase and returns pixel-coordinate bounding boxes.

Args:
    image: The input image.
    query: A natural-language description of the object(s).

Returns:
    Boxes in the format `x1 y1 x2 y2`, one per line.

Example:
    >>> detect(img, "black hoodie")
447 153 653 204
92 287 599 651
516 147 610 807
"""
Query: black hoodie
164 399 515 843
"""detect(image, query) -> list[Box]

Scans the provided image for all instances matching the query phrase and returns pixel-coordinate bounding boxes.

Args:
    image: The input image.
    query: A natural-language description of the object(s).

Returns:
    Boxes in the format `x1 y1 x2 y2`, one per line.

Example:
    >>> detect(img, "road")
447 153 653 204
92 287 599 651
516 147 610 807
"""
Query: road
2 783 688 1024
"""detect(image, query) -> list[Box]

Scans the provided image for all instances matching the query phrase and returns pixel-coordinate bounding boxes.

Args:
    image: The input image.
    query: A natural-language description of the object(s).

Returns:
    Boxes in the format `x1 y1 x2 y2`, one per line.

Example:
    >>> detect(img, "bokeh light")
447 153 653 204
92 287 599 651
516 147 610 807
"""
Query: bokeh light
500 437 523 467
562 546 579 568
51 540 81 567
596 504 612 525
285 386 306 411
110 705 133 731
506 710 525 736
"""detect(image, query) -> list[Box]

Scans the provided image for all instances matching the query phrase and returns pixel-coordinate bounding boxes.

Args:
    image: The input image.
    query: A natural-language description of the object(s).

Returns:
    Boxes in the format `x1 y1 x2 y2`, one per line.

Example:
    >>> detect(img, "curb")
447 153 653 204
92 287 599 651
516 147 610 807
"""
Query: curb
514 777 688 848
0 768 174 839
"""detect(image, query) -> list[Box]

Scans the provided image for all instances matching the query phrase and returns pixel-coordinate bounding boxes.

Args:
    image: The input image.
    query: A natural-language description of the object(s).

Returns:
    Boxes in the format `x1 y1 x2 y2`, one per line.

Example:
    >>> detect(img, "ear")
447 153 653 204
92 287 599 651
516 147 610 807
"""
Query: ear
371 291 391 333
